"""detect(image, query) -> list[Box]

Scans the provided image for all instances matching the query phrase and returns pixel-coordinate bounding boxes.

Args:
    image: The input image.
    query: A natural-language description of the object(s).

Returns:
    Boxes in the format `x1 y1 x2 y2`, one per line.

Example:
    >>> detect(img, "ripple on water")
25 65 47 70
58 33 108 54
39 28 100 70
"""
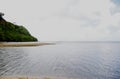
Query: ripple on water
0 43 120 79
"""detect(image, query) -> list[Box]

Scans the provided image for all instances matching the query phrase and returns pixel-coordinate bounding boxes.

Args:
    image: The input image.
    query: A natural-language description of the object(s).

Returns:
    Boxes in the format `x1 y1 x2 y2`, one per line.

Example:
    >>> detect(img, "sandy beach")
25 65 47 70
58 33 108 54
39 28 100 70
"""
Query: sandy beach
0 42 54 47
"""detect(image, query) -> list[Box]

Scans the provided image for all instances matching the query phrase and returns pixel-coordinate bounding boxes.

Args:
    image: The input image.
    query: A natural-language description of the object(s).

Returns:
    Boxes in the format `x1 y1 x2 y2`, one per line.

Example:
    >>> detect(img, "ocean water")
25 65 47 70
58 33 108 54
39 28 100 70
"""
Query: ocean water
0 42 120 79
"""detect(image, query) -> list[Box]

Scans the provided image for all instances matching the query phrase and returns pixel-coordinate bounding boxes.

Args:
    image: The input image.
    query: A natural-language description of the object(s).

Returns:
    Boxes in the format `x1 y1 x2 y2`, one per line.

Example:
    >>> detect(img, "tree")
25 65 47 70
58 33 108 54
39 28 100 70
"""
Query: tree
0 12 4 16
0 12 6 22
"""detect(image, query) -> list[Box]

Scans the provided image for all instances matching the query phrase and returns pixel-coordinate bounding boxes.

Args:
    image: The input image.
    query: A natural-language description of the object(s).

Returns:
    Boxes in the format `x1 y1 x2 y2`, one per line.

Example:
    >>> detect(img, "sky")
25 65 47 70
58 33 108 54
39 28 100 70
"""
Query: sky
0 0 120 41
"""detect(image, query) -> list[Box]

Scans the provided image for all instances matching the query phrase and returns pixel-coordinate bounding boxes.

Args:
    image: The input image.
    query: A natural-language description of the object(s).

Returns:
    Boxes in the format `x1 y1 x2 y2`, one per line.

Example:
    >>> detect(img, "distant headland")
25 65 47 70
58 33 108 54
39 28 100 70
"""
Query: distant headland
0 12 38 42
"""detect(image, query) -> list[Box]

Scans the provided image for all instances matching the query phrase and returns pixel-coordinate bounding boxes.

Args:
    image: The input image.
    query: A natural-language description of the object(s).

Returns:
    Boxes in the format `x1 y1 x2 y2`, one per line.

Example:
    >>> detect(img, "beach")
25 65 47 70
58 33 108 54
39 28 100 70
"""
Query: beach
0 42 54 47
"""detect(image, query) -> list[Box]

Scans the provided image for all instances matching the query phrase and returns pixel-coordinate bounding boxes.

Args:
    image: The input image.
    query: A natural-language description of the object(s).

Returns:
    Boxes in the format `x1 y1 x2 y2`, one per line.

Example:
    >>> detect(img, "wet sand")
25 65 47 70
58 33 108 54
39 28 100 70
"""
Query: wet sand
0 42 54 47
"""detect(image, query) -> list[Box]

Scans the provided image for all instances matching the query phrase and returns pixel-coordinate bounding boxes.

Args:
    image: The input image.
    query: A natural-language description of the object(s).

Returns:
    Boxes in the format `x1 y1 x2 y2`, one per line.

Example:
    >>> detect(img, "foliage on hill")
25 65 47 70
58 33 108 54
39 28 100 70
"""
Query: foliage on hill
0 20 38 42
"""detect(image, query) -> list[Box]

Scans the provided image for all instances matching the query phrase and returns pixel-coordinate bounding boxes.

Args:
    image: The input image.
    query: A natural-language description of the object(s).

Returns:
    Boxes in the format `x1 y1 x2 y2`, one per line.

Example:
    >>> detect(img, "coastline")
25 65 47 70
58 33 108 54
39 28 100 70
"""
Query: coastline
0 42 54 47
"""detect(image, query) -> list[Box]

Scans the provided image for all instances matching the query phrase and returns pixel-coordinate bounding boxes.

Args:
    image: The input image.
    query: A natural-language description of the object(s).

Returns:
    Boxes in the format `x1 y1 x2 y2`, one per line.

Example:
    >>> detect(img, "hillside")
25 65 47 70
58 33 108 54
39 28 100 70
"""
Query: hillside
0 13 38 42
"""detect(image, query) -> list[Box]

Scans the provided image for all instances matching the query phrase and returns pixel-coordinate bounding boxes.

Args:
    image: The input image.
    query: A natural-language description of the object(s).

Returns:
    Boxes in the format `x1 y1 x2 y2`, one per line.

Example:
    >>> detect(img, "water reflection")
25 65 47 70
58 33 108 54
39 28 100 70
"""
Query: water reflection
0 47 29 76
0 43 120 79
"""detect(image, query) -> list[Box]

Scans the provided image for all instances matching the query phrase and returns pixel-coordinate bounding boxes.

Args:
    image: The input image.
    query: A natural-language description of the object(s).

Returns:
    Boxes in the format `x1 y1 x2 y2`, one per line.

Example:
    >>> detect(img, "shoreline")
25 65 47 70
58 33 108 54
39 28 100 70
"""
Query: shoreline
0 42 55 47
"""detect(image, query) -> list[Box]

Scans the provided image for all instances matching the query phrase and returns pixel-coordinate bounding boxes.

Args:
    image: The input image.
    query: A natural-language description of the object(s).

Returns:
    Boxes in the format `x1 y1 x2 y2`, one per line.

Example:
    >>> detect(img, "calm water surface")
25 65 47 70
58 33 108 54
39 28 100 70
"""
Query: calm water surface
0 42 120 79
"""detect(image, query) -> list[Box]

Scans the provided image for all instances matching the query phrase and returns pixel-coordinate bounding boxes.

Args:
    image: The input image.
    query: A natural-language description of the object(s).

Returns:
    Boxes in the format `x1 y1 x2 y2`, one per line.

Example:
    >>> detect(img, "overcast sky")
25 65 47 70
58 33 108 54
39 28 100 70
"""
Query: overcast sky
0 0 120 41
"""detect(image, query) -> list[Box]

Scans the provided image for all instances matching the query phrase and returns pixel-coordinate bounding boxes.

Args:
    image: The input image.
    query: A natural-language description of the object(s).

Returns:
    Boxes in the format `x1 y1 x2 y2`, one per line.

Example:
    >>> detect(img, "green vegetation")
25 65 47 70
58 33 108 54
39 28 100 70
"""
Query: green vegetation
0 14 38 42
